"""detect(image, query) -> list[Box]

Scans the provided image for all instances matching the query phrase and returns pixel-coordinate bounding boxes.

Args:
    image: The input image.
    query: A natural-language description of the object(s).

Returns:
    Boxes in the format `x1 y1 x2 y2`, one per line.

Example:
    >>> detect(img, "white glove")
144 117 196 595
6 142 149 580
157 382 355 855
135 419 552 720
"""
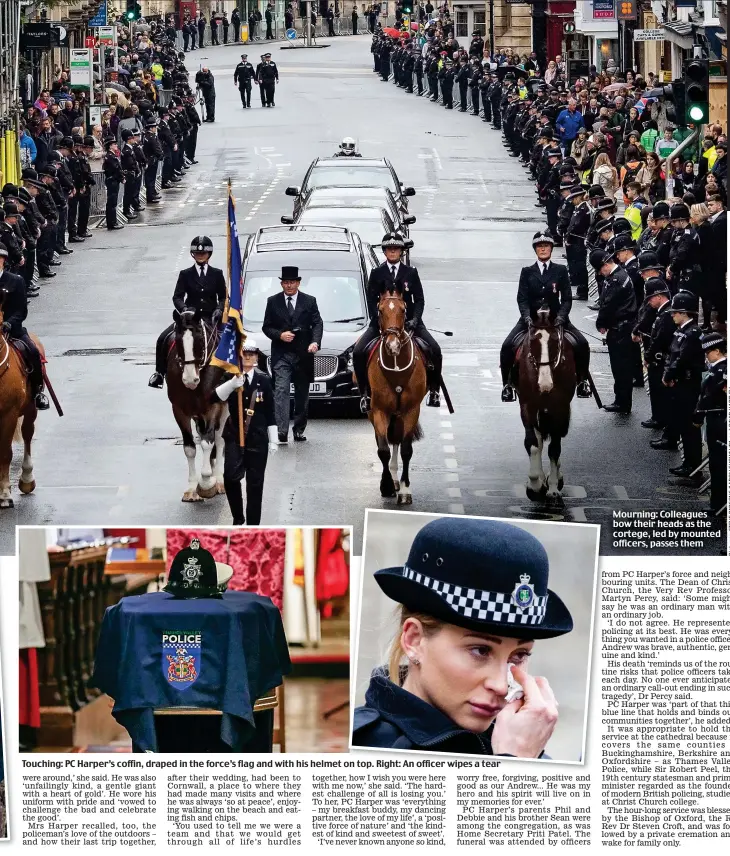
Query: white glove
215 374 245 401
267 425 279 454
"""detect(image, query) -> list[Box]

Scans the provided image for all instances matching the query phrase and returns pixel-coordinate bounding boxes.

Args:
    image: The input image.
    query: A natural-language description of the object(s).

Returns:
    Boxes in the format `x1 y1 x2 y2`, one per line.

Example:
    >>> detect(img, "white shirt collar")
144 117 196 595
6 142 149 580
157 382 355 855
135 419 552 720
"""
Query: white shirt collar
538 261 550 274
285 291 298 308
244 368 256 383
197 263 208 276
708 356 726 366
389 261 401 276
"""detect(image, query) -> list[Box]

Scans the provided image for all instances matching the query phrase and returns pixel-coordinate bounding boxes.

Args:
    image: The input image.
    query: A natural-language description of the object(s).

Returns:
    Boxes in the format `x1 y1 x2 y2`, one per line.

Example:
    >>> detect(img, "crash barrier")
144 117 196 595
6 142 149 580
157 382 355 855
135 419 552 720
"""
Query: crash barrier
88 161 163 227
0 128 20 187
174 21 287 52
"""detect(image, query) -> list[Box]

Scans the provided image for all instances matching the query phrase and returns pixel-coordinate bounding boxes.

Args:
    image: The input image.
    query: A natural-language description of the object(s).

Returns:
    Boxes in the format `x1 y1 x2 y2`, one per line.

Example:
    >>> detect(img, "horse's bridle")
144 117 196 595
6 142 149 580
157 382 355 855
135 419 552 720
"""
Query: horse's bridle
528 324 564 371
177 313 215 369
378 296 415 373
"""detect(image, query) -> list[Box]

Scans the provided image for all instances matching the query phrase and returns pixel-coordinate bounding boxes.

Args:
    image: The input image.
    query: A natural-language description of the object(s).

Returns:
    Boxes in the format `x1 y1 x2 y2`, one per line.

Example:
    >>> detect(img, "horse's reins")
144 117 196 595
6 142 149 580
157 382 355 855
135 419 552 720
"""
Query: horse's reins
530 325 563 371
379 327 416 373
0 332 12 380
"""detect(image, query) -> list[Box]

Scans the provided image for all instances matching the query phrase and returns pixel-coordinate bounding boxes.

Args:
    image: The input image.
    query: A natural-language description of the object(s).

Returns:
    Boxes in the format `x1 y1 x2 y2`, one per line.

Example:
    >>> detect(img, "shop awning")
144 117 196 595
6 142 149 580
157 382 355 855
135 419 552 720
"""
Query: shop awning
661 20 695 49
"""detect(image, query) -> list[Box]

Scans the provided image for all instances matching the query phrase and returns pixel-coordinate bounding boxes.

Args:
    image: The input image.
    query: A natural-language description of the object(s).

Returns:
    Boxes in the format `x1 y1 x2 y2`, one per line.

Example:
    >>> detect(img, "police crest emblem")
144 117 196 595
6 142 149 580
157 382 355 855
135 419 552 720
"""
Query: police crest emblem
162 632 202 689
511 574 535 611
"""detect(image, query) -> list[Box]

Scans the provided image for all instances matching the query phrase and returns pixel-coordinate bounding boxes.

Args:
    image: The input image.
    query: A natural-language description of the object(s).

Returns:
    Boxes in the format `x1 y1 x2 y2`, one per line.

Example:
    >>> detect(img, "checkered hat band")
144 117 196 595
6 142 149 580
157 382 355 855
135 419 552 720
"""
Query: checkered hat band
402 566 547 625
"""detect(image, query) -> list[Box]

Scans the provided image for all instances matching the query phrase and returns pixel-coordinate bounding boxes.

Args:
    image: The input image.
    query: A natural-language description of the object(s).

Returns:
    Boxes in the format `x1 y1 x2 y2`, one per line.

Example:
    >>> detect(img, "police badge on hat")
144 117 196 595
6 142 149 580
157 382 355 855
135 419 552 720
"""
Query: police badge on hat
182 556 202 586
164 538 221 599
511 573 536 611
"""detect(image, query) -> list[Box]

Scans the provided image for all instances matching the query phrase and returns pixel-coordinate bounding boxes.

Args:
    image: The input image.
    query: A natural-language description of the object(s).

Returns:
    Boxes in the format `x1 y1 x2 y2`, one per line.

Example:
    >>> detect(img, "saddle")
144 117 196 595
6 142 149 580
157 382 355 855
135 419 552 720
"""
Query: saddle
8 338 33 375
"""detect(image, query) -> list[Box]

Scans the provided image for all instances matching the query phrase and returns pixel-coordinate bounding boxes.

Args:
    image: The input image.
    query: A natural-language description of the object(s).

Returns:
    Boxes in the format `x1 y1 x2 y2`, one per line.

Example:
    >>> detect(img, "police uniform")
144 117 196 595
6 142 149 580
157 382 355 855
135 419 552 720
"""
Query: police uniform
215 341 278 526
234 56 255 108
693 334 727 514
352 235 442 410
662 292 704 476
565 192 591 300
67 139 95 240
256 55 278 107
668 204 702 295
119 132 140 219
352 517 573 756
593 252 637 413
642 279 676 439
195 68 216 121
149 237 227 387
101 146 125 230
142 122 163 203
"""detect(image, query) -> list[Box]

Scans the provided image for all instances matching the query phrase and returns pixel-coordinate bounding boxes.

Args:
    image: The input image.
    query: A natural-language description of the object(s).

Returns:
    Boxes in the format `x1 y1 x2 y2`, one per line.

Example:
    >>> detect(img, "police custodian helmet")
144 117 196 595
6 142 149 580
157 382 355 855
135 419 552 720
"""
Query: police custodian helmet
191 235 214 255
381 232 405 250
532 230 554 248
670 290 699 314
374 518 573 640
164 538 221 599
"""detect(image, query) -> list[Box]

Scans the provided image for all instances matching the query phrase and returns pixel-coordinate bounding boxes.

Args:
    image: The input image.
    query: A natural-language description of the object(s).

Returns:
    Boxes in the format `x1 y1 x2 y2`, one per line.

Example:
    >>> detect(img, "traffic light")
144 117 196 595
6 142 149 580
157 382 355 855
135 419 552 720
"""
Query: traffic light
125 0 142 21
662 79 686 127
685 58 710 125
402 1 413 13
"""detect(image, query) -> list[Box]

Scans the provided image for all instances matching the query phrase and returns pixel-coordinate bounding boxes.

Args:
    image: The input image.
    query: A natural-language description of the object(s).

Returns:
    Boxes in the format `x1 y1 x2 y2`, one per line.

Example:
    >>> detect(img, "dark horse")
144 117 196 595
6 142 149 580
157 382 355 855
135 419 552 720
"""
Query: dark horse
517 307 577 507
166 308 227 502
367 290 427 505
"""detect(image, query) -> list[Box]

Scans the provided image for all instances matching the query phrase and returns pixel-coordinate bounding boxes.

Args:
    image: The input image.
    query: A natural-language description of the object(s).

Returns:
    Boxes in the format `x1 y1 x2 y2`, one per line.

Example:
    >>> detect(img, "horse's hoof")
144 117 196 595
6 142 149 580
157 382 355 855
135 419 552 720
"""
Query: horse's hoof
380 486 397 498
0 498 14 509
197 483 218 499
526 485 547 502
404 494 413 505
19 479 36 495
182 490 202 503
392 480 400 492
215 482 226 495
557 478 564 491
546 493 565 509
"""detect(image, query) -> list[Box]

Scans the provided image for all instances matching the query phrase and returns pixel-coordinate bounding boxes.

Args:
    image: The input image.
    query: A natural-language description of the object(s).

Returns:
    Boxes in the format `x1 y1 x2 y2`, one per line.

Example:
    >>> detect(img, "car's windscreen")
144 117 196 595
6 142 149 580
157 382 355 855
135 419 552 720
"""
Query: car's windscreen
243 271 367 331
297 212 385 246
307 167 398 192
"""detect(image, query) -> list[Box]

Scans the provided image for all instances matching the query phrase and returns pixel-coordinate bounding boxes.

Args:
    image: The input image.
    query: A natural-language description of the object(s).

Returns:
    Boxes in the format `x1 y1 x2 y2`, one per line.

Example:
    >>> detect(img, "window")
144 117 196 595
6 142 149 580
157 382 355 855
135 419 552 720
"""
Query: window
473 9 486 36
455 8 468 39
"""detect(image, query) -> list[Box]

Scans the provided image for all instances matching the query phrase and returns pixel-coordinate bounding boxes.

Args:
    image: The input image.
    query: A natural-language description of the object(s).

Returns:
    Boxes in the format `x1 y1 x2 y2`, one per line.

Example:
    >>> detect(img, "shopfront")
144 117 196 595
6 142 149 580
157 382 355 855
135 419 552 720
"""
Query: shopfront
573 0 618 71
452 0 487 40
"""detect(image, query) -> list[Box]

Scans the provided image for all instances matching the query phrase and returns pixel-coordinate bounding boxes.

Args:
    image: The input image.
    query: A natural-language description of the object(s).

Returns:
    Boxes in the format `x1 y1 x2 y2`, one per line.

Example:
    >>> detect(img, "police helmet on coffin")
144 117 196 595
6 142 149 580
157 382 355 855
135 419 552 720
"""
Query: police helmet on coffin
164 538 222 598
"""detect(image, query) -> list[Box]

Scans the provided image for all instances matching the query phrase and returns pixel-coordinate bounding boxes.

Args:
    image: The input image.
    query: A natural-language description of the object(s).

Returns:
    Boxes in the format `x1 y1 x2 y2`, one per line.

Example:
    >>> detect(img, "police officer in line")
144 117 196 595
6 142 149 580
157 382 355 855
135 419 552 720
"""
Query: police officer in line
661 290 704 482
353 233 442 414
256 53 279 108
148 236 227 389
0 242 49 409
693 333 727 516
500 230 592 402
234 54 256 108
120 129 141 220
612 233 645 389
101 140 125 231
66 137 95 242
648 201 673 274
142 119 163 205
591 247 637 414
564 186 590 301
214 338 278 526
666 202 701 295
130 128 149 214
195 66 216 122
639 277 676 443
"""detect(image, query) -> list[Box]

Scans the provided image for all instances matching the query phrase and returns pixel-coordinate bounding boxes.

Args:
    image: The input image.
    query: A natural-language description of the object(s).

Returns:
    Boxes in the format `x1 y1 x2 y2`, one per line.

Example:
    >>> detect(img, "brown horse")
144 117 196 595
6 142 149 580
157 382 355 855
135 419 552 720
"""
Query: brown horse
0 301 39 509
517 307 576 507
367 291 427 504
166 308 227 502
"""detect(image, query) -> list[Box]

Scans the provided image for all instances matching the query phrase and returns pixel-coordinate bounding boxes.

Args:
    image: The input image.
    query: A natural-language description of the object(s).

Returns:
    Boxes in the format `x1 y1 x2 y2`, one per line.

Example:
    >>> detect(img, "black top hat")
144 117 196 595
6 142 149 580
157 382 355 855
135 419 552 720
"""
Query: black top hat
279 265 301 281
374 518 573 640
164 538 222 599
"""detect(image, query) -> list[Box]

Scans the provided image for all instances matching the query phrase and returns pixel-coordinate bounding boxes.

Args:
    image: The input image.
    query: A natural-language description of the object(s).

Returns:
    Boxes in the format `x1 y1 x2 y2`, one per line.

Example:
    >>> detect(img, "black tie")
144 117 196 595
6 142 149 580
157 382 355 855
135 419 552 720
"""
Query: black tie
244 374 251 395
391 265 397 280
287 296 294 318
199 265 205 279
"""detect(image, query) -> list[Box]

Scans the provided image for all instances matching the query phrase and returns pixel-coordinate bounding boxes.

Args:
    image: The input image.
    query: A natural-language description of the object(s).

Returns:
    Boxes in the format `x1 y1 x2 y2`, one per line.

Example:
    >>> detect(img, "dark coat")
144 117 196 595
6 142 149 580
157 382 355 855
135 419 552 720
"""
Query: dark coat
663 320 703 386
0 269 29 337
595 266 637 331
517 261 572 323
223 368 276 449
172 265 227 317
262 291 324 378
366 262 425 327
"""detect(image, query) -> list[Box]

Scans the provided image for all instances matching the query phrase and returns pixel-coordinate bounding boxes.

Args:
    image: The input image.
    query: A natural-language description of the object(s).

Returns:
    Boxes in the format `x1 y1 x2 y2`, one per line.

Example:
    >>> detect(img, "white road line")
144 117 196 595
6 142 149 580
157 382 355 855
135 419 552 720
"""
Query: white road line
613 486 630 500
445 458 458 469
449 504 466 514
441 433 454 440
431 147 442 170
443 445 455 454
481 369 493 378
447 488 462 498
444 473 459 482
440 420 452 428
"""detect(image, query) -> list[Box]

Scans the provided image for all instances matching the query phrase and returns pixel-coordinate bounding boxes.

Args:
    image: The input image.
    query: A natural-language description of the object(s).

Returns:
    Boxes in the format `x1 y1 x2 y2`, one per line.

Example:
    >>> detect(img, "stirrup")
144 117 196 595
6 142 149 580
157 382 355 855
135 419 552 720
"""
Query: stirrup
35 392 50 411
359 393 371 415
148 372 164 389
576 380 592 398
427 390 441 408
501 384 516 403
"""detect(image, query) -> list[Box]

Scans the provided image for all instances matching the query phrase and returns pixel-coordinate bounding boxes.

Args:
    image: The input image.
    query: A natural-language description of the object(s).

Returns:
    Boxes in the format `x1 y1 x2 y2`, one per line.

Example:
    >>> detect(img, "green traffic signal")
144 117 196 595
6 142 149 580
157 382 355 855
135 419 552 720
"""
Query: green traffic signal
125 10 135 19
685 58 709 125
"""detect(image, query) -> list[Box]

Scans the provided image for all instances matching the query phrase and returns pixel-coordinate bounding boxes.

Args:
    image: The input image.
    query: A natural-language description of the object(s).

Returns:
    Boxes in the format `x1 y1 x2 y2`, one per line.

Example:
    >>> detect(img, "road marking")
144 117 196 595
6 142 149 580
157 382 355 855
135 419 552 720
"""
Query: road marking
445 458 457 469
613 485 630 500
447 488 462 498
441 433 453 440
481 369 493 378
440 420 452 428
445 473 459 482
443 445 455 454
431 147 442 170
449 503 465 514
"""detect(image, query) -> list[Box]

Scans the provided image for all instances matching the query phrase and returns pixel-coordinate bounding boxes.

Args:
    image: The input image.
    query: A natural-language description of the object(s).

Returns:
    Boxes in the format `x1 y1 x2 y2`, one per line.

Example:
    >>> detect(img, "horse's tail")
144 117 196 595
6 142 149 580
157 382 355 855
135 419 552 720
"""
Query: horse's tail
13 418 23 444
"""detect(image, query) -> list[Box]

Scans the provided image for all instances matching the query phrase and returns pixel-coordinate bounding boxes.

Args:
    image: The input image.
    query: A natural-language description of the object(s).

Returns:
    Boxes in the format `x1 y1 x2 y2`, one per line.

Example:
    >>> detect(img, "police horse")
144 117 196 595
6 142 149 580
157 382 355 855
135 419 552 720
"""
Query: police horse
368 290 427 505
517 307 577 507
0 300 39 508
166 308 227 502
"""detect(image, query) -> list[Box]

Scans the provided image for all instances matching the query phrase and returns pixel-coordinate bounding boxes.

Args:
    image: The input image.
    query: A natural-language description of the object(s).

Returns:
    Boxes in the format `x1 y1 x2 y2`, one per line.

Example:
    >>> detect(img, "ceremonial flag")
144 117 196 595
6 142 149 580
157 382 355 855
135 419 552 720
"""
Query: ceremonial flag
211 182 246 373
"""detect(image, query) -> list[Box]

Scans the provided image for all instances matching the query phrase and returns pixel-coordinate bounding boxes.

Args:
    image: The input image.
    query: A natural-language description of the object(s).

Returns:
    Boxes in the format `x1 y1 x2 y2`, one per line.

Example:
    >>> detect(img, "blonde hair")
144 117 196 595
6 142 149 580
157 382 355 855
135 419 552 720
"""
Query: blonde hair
690 203 710 225
594 152 612 169
387 606 444 686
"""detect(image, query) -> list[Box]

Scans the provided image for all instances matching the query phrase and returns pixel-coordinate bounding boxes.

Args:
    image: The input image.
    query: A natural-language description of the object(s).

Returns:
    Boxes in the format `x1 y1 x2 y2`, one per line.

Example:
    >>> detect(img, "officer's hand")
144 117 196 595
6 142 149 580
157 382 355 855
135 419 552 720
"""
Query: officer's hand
308 342 319 353
405 319 417 332
491 666 558 758
598 328 607 335
666 269 672 280
268 442 278 454
230 374 245 389
632 334 640 343
280 331 295 343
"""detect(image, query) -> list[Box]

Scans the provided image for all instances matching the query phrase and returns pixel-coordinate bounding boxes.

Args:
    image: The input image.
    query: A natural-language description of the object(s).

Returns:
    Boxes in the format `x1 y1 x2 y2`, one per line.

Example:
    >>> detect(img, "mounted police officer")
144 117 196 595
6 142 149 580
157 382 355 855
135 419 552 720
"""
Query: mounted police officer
233 53 255 108
333 137 362 157
214 338 278 525
500 231 592 402
148 236 227 389
0 242 49 409
353 233 442 414
693 333 727 515
661 290 704 482
591 246 637 414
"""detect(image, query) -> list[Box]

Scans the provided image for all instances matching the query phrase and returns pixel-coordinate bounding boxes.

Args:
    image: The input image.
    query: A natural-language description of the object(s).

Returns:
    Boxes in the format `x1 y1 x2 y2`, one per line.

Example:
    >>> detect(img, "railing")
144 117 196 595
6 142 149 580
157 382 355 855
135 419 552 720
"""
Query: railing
88 161 163 226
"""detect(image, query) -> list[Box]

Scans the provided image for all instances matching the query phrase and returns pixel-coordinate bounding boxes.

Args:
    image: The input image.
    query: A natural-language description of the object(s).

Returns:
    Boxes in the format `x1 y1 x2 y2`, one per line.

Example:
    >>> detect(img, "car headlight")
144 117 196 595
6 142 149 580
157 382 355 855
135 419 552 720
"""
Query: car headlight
342 345 354 373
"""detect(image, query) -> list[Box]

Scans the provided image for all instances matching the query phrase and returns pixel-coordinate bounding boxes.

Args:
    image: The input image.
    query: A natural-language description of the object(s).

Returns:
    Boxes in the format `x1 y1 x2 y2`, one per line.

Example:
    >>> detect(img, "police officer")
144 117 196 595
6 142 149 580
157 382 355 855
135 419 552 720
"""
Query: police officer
119 129 141 220
612 233 644 388
131 129 148 214
0 242 49 409
565 187 590 300
639 278 676 440
353 233 442 413
21 169 57 277
667 202 701 295
592 247 637 414
649 200 673 273
333 137 361 157
234 54 256 108
148 236 227 389
142 119 163 204
257 54 279 107
67 137 95 241
195 67 216 122
500 231 592 402
693 333 727 515
214 338 278 525
662 290 704 481
479 67 493 123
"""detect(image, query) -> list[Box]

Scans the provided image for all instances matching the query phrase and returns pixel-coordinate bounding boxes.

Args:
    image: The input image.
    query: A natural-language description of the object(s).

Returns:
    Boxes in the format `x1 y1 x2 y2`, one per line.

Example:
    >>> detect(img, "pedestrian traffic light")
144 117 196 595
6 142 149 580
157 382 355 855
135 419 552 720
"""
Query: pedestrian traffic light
662 79 686 127
685 58 710 125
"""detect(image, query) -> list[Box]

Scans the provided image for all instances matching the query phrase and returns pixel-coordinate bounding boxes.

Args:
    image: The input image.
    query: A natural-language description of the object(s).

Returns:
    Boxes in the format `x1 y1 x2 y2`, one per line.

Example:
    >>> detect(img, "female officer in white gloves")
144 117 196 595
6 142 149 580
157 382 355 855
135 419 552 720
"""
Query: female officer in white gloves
215 338 278 525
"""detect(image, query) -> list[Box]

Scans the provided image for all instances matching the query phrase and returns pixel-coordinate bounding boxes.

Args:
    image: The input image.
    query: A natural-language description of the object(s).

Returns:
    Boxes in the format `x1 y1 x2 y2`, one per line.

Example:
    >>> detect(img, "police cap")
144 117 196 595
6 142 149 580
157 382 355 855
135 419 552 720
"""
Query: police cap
652 201 671 220
532 230 555 248
590 248 611 268
588 186 605 199
670 290 699 313
670 203 690 221
595 197 615 212
597 216 615 234
643 277 671 300
637 251 661 272
700 332 726 353
612 216 633 236
190 236 214 254
164 538 221 600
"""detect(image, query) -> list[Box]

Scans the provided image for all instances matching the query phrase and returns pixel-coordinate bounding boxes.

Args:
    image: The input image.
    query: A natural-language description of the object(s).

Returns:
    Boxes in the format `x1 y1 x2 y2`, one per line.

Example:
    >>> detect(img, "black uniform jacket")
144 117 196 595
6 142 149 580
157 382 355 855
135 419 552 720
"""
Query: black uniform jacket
223 368 276 450
234 62 255 84
644 302 675 367
663 320 703 385
353 671 549 758
366 262 425 327
0 269 28 337
517 261 571 323
172 265 227 317
596 266 637 331
262 290 324 367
